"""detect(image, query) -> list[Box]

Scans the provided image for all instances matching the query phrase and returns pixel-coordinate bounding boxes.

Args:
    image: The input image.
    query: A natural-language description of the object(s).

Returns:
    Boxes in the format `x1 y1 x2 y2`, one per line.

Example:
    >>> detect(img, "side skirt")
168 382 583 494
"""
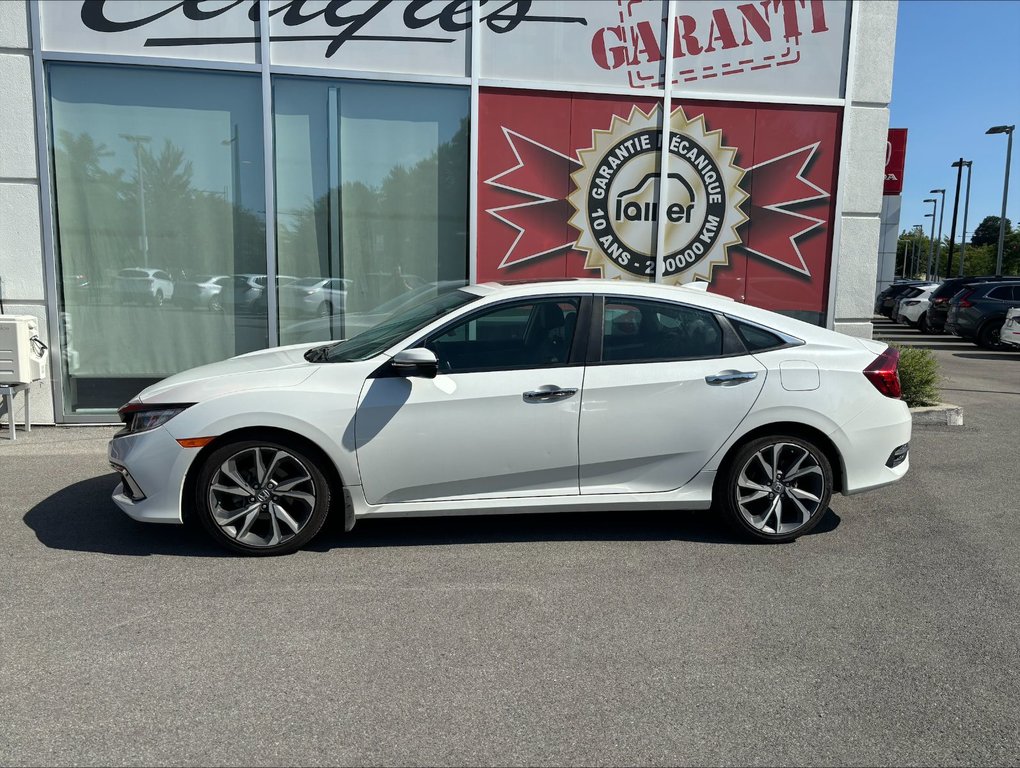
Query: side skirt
345 471 716 520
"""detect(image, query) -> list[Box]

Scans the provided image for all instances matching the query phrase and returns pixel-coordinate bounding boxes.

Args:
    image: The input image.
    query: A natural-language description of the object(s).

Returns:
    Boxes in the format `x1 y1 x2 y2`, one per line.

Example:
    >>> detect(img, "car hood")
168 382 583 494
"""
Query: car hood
136 343 324 403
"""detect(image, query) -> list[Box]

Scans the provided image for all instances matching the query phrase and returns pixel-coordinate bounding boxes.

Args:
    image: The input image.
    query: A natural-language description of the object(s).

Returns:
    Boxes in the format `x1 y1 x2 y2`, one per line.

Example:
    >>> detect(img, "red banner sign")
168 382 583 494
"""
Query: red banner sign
884 128 907 196
478 90 841 317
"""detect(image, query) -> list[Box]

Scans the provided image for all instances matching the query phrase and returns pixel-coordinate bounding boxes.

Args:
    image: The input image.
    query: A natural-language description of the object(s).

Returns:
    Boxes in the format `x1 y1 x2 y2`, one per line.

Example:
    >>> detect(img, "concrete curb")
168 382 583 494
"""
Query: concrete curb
910 403 963 426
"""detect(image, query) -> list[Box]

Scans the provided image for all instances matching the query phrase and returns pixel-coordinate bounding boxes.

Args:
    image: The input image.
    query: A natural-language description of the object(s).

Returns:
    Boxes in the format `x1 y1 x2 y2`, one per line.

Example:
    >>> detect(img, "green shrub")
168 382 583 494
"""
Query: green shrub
892 345 941 407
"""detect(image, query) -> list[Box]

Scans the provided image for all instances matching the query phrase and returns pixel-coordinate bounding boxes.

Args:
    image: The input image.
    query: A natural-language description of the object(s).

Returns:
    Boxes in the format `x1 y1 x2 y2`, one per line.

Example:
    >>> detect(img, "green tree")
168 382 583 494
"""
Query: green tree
971 215 1013 247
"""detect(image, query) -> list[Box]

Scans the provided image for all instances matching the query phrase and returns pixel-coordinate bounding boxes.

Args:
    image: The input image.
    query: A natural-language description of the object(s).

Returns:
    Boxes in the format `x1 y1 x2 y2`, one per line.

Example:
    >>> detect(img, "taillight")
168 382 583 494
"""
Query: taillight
864 347 901 399
955 289 975 309
932 297 948 306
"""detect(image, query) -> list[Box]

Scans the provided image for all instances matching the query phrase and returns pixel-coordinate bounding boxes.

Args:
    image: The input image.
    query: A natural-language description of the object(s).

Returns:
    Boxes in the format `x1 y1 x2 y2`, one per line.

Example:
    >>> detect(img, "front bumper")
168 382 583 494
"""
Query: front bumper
108 426 198 524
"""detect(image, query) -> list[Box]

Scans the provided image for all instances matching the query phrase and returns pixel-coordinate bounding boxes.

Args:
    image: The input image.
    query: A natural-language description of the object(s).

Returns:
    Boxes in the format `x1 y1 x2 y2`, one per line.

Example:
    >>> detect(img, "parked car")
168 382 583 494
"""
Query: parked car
894 284 938 332
114 267 174 306
875 280 927 318
174 275 232 310
282 280 468 343
945 280 1020 348
927 275 1020 333
109 279 912 555
278 277 352 318
1000 306 1020 349
249 275 300 314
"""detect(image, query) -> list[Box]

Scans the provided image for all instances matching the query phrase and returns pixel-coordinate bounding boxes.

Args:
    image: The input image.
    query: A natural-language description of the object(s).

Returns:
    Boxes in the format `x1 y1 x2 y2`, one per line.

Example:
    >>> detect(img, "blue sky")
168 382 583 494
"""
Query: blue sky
891 0 1020 240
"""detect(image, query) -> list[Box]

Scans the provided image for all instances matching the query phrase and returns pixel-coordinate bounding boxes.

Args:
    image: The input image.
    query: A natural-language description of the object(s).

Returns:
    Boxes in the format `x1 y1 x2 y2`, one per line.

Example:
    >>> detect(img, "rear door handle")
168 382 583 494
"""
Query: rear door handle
523 387 578 402
705 372 758 386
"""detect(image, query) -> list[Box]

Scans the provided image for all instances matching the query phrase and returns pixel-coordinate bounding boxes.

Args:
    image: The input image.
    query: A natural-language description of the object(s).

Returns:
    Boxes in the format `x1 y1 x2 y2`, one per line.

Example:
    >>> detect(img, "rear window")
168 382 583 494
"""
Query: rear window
118 269 149 278
294 277 326 287
732 320 786 352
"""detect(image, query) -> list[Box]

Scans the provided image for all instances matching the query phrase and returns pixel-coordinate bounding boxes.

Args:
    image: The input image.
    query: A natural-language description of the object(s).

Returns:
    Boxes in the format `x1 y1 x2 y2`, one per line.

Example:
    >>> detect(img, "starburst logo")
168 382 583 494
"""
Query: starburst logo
567 105 747 283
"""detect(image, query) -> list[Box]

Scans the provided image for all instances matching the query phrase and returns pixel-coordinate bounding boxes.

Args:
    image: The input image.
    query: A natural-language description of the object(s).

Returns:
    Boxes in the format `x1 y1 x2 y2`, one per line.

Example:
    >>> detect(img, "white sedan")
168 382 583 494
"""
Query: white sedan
1001 307 1020 349
109 280 911 555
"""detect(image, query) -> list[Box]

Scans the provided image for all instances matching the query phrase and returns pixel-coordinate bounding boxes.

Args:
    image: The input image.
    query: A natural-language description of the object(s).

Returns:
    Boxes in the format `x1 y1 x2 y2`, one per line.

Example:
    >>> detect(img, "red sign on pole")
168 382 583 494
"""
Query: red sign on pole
884 128 908 195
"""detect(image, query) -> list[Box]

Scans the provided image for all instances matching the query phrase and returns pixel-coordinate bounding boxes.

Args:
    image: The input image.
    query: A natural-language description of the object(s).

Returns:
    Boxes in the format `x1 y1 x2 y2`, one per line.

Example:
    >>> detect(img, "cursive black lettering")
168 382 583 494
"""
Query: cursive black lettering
182 0 246 22
80 0 184 33
403 0 473 32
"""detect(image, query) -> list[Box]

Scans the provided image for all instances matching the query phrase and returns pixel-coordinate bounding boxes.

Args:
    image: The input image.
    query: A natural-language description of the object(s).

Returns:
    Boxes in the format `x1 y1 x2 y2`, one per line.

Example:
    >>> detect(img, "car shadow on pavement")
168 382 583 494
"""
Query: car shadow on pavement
23 473 221 557
23 473 841 556
952 351 1020 361
310 505 842 551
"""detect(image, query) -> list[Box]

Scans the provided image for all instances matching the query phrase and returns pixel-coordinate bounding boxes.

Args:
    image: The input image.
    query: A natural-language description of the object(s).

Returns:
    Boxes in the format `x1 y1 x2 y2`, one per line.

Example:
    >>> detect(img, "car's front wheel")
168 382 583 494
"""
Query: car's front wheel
194 438 332 555
721 435 833 543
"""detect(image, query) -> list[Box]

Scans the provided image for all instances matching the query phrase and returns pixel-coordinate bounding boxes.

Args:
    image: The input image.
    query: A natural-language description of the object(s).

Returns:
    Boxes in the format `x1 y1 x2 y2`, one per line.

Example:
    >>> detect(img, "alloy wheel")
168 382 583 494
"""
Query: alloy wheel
207 446 317 548
735 442 827 536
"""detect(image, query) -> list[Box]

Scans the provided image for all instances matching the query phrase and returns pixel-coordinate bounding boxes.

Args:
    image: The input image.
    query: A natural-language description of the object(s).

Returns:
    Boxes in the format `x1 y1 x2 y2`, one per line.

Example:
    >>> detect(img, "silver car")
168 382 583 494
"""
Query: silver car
279 277 352 318
114 267 175 306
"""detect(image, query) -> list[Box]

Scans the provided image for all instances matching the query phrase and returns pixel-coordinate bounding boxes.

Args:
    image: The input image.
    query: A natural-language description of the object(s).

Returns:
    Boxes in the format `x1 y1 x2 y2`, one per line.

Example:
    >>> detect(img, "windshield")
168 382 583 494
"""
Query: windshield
324 289 479 362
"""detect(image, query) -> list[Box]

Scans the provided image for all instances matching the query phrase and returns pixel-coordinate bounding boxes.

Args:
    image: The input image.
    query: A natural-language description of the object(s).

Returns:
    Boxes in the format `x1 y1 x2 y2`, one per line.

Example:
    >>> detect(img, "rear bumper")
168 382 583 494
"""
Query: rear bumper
831 398 912 496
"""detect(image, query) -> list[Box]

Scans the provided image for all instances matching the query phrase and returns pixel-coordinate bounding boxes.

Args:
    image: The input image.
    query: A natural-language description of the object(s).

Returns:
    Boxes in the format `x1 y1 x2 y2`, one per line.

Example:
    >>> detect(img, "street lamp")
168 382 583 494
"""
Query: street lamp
119 133 151 267
912 224 925 277
946 160 969 277
923 199 938 281
929 188 945 280
951 160 973 276
986 124 1014 276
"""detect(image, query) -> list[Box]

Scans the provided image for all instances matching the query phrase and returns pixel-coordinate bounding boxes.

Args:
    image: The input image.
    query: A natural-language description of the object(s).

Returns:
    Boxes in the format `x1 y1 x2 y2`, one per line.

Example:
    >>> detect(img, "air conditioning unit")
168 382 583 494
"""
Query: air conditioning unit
0 315 48 385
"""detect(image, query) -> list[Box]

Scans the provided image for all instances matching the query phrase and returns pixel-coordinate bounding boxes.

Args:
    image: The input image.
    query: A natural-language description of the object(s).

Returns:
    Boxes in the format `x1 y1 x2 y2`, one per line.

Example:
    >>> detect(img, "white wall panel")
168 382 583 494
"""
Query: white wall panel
0 54 39 180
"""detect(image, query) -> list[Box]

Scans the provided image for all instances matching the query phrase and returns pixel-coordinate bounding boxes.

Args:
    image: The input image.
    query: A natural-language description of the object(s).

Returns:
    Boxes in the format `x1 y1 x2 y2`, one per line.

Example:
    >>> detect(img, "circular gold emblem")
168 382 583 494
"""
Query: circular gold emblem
568 106 747 283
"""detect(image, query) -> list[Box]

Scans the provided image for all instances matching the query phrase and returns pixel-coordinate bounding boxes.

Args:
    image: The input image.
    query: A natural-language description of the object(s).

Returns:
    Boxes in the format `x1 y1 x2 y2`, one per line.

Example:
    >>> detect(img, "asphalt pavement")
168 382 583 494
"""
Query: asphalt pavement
1 342 1018 766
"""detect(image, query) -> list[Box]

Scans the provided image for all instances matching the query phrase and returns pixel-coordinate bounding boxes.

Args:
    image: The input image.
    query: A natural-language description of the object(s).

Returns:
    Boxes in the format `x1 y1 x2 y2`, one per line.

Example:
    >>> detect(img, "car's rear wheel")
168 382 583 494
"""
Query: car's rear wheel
153 290 164 307
318 301 332 318
977 320 1005 349
721 435 832 543
917 312 930 334
194 438 332 555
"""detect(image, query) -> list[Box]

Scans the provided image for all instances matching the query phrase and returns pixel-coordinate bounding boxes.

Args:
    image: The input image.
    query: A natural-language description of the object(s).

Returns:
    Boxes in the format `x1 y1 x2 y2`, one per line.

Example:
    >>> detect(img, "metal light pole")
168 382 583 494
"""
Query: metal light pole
918 224 926 279
986 124 1014 276
929 188 945 280
120 133 151 267
923 200 938 281
955 161 973 276
946 160 966 277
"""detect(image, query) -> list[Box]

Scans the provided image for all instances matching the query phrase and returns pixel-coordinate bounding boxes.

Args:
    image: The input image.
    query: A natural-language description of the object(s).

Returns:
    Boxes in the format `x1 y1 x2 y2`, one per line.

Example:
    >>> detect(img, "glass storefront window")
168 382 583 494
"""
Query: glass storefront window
274 77 469 345
48 63 266 413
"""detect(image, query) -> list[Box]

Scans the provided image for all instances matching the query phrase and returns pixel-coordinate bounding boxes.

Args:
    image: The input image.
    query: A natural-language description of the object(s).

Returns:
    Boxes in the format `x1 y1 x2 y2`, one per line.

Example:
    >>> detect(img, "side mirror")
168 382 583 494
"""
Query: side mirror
391 348 438 379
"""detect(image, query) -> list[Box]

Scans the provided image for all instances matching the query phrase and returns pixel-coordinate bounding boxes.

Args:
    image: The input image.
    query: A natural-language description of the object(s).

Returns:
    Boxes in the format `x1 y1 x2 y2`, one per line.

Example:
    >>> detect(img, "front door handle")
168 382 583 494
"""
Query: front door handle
523 387 578 402
705 371 759 386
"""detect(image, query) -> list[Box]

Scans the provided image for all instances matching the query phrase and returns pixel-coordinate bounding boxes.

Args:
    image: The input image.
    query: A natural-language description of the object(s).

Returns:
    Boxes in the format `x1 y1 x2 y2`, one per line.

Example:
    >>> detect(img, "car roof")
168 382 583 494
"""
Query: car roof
464 279 843 345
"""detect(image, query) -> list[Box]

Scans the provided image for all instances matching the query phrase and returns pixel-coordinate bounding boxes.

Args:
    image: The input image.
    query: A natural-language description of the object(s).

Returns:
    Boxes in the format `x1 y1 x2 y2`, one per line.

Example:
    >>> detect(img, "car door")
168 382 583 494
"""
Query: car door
578 296 766 495
355 296 588 505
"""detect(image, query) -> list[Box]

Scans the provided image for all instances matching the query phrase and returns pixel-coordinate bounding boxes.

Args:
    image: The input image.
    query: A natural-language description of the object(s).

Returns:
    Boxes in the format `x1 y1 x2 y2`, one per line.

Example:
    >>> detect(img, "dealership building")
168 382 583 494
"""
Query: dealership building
0 0 898 424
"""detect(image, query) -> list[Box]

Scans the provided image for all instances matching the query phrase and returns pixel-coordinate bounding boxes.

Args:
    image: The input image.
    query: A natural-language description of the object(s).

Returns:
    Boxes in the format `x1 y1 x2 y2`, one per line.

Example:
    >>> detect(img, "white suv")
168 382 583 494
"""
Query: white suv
115 267 175 306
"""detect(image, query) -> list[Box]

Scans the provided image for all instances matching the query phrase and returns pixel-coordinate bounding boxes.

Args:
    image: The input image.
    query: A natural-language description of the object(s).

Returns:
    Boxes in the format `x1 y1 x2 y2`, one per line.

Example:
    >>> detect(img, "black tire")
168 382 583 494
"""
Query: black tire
976 320 1005 349
720 435 833 543
918 312 930 334
318 301 332 318
153 290 164 307
194 437 332 556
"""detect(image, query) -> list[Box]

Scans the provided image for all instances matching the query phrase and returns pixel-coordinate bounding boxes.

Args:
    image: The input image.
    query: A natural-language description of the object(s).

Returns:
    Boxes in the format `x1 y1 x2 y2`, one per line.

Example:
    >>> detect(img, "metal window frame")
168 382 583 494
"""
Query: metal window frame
29 0 853 422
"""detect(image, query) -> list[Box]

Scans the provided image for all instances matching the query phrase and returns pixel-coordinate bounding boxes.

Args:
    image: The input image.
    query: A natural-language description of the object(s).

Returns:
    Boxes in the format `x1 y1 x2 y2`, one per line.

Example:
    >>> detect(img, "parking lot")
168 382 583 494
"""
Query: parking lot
1 344 1018 767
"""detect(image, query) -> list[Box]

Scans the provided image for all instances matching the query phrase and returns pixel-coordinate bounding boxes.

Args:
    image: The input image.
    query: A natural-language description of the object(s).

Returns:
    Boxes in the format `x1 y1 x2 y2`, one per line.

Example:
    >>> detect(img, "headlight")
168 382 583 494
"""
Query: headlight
904 300 921 306
116 401 193 436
